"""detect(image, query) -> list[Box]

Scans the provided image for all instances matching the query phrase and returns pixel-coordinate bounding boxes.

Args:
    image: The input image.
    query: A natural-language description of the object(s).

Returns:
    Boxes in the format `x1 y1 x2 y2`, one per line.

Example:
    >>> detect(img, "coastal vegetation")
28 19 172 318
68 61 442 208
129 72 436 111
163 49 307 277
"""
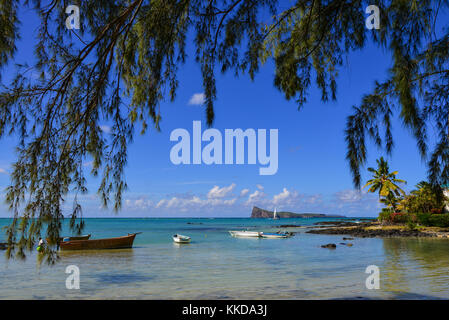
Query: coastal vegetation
0 1 448 261
364 158 449 228
306 161 449 238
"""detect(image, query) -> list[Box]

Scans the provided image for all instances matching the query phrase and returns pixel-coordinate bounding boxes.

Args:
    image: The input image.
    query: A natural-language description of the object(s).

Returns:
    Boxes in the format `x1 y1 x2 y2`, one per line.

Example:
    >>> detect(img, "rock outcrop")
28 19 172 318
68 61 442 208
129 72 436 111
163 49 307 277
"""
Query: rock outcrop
307 226 436 238
250 206 345 218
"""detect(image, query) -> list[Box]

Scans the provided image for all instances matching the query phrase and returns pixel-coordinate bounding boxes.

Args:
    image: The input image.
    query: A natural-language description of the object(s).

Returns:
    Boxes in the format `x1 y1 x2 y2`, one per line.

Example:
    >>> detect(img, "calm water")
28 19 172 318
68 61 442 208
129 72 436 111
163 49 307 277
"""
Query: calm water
1 217 449 299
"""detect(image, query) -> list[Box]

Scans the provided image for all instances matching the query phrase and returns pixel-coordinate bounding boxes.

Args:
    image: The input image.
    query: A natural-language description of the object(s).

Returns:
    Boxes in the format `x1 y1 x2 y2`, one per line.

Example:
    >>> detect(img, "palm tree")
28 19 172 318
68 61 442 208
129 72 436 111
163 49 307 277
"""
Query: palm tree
380 193 401 211
364 157 406 211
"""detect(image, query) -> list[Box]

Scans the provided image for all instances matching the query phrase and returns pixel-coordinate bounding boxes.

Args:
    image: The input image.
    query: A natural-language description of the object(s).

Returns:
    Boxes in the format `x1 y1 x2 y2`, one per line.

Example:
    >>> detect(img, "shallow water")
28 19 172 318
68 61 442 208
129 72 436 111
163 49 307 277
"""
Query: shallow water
1 218 449 299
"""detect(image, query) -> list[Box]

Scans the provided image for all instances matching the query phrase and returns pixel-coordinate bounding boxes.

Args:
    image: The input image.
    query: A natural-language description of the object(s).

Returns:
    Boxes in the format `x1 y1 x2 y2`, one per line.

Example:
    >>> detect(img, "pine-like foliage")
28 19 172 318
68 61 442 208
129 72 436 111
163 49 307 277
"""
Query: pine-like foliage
0 0 447 262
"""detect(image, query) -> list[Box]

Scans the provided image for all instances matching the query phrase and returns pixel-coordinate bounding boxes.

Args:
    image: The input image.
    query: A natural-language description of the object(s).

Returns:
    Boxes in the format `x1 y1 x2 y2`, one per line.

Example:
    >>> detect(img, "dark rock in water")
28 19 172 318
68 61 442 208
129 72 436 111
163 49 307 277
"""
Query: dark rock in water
343 237 354 240
315 221 345 225
340 242 354 247
277 225 301 228
307 226 435 238
187 222 203 225
313 221 370 227
321 243 337 249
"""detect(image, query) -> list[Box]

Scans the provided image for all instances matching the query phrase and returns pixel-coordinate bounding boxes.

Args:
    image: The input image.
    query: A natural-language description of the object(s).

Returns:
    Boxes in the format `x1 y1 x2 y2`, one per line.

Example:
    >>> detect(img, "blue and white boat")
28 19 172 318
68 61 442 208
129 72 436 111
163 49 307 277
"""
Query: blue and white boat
229 230 262 238
173 234 191 243
261 232 290 239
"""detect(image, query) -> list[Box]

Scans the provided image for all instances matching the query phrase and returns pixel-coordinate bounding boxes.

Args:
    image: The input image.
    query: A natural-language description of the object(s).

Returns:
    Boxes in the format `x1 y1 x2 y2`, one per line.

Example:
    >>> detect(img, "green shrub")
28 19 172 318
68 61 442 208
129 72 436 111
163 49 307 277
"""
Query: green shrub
378 211 392 222
406 218 418 231
416 213 449 227
428 214 449 228
416 213 431 226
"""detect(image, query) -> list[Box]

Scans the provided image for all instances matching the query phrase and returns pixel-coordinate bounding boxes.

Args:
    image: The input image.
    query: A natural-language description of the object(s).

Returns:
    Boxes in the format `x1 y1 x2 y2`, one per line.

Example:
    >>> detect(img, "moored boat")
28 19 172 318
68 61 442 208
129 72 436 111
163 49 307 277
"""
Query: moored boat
47 234 91 245
261 232 289 239
229 230 262 237
173 234 191 243
59 233 139 251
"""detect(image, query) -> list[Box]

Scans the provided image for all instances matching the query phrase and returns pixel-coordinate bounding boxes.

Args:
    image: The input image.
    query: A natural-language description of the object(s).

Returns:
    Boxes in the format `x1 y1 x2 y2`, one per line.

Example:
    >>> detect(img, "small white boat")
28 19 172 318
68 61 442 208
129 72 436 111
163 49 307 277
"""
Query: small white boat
228 230 262 238
261 232 289 239
173 234 191 243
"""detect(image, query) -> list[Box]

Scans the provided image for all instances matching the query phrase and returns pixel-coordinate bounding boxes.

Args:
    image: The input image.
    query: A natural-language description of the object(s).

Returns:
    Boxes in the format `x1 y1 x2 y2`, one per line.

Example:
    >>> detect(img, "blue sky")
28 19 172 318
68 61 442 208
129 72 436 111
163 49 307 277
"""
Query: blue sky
0 4 444 218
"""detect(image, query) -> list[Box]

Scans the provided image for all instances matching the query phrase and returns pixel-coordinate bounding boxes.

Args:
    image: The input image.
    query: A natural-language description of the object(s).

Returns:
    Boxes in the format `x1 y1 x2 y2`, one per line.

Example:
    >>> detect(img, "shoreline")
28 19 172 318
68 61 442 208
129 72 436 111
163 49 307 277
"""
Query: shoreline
306 221 449 238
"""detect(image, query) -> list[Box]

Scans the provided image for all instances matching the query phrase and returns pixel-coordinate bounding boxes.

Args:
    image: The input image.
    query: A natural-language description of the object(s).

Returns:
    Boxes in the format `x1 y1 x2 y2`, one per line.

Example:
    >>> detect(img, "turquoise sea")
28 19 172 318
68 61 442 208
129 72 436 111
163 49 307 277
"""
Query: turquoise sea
1 217 449 299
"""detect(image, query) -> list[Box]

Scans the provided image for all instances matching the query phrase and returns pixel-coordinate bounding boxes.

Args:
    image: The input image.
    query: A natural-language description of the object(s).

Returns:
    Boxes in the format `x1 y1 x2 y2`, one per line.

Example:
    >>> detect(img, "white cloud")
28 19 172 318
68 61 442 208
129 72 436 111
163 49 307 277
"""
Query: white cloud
331 189 379 215
4 185 378 217
156 195 237 212
0 168 7 175
256 184 264 191
334 189 364 203
188 93 205 105
240 189 250 197
273 188 292 204
272 188 302 208
83 161 93 168
207 183 236 199
305 194 322 204
124 197 153 210
245 189 267 206
100 125 112 134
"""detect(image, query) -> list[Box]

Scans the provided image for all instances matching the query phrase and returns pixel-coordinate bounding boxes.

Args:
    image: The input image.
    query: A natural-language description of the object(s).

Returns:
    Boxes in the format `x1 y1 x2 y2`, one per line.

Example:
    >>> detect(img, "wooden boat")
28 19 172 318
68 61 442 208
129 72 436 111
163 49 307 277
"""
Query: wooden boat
173 234 191 243
47 234 91 245
59 233 139 251
261 232 289 239
229 230 262 238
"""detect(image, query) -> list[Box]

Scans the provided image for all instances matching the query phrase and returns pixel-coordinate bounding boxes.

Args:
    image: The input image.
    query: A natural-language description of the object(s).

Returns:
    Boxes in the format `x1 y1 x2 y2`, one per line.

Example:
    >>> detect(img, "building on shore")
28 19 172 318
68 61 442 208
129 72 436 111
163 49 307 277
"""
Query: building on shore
443 184 449 212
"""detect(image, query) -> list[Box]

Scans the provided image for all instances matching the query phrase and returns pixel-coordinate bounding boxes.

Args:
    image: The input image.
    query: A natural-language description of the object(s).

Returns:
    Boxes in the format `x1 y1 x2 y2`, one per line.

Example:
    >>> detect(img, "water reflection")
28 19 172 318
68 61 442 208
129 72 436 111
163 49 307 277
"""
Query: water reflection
382 238 449 296
58 248 136 265
94 272 155 284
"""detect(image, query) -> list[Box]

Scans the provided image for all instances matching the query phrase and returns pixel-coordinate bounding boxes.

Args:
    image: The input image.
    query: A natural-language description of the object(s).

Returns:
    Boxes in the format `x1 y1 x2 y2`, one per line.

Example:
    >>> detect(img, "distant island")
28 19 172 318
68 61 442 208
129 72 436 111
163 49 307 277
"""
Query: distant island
251 206 346 218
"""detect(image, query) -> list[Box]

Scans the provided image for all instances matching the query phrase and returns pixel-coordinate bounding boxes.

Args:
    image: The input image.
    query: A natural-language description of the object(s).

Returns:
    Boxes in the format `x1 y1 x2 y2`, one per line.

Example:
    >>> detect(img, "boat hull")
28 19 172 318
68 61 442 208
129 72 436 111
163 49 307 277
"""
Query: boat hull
261 233 289 239
173 237 191 243
59 234 136 251
229 231 261 237
173 234 191 243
